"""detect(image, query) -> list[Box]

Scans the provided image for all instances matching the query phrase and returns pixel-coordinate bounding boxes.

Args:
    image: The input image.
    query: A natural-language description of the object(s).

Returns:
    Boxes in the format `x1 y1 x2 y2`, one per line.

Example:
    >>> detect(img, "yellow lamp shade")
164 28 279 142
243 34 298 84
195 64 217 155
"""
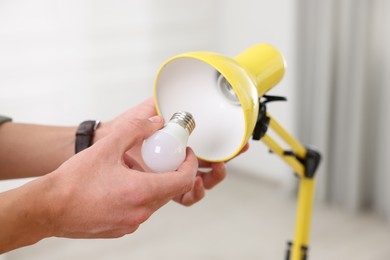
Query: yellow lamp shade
154 44 285 162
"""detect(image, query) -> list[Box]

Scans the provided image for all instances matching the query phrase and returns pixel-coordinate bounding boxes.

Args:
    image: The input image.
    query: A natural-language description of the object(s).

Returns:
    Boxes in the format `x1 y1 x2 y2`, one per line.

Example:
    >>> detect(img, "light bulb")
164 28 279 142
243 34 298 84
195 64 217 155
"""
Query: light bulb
141 111 196 173
217 73 240 106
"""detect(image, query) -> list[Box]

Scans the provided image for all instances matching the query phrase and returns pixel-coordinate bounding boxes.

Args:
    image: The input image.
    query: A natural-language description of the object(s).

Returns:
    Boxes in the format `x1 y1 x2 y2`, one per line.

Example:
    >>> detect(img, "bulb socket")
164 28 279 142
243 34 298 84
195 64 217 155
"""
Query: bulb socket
217 74 241 106
169 111 196 135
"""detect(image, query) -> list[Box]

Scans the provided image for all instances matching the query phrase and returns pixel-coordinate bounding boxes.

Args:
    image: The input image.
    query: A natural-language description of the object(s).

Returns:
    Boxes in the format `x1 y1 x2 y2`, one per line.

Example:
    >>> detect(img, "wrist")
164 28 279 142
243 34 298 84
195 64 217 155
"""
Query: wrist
25 171 72 239
0 176 58 252
24 175 59 239
92 121 109 144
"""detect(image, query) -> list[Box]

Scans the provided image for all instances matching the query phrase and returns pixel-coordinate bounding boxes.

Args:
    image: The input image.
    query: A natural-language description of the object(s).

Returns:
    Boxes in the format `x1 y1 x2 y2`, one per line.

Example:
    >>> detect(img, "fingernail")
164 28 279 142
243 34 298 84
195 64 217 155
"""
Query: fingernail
148 116 163 123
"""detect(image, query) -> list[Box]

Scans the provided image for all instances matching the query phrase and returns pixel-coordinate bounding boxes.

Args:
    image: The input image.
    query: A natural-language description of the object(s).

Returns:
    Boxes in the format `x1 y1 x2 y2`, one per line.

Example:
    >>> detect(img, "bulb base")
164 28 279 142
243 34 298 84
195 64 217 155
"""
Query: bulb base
169 111 196 135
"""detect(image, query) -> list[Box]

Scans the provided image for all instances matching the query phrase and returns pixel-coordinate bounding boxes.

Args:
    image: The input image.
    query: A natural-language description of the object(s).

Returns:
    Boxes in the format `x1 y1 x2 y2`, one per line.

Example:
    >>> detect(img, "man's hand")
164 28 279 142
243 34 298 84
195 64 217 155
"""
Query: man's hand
0 117 198 253
173 143 250 206
48 117 198 238
95 97 250 207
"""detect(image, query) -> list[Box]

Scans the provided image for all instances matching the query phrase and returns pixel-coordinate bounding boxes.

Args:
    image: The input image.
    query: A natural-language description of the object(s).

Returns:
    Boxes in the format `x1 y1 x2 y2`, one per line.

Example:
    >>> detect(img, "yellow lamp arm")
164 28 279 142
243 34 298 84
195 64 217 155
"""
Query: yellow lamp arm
258 113 320 260
261 134 305 178
267 113 306 159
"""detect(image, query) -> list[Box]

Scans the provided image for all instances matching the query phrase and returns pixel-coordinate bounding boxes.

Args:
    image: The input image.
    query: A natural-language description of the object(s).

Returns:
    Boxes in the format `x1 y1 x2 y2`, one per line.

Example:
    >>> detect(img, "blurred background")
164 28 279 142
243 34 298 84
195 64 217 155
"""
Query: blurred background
0 0 389 259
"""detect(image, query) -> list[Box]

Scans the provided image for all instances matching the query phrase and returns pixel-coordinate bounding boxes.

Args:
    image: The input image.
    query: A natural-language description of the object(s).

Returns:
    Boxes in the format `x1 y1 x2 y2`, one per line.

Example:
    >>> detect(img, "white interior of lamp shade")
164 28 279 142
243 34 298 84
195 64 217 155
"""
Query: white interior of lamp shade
155 58 246 161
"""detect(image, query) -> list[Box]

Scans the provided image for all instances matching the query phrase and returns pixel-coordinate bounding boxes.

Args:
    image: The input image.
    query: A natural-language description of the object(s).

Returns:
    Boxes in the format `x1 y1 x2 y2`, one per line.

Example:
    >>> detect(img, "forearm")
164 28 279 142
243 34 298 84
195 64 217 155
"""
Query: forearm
0 122 76 179
0 176 55 253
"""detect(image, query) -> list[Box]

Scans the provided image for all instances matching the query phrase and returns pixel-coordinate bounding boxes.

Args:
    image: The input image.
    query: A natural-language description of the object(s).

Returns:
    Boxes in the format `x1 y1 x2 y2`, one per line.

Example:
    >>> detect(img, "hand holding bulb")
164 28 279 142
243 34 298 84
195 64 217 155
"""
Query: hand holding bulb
141 111 196 172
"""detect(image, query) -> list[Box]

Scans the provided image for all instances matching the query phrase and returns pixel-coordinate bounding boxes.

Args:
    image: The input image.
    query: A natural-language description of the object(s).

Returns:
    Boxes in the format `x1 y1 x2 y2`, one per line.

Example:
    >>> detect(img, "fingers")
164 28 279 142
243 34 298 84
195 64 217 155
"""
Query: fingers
147 148 198 199
131 97 157 119
201 162 226 189
172 161 227 206
240 143 250 154
175 176 205 206
176 148 198 176
172 142 247 207
106 116 164 154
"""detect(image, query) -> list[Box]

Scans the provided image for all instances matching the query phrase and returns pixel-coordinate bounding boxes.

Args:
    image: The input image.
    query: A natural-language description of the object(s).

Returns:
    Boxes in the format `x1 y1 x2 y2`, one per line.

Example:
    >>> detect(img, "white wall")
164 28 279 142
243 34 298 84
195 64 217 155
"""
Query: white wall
0 0 296 258
0 0 222 125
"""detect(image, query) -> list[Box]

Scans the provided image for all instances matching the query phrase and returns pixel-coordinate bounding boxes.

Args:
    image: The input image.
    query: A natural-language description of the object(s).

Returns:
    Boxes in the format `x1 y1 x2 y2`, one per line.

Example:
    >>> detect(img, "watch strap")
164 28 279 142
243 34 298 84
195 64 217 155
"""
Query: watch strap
75 120 100 153
0 115 12 125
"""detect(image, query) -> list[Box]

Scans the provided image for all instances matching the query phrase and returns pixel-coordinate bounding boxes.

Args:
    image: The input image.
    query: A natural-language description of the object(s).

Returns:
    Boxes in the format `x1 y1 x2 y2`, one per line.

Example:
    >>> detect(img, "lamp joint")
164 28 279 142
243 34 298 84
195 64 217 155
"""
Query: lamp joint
283 148 321 178
252 95 287 141
299 148 321 178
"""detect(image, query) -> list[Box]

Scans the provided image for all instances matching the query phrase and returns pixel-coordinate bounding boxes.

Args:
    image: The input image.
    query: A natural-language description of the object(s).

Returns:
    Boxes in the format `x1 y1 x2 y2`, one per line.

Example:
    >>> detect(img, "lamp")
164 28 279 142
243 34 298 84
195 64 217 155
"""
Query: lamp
154 44 284 162
153 44 320 260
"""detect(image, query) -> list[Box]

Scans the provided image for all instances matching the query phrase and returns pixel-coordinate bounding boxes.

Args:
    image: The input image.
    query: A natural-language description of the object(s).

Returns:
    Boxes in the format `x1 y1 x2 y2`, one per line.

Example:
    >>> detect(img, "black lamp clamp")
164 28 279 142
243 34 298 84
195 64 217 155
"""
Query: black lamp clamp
252 94 287 141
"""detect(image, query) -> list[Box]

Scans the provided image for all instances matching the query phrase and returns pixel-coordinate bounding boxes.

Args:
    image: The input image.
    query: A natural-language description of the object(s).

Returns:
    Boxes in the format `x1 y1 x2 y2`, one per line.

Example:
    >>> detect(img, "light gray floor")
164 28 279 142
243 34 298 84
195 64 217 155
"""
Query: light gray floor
4 171 390 260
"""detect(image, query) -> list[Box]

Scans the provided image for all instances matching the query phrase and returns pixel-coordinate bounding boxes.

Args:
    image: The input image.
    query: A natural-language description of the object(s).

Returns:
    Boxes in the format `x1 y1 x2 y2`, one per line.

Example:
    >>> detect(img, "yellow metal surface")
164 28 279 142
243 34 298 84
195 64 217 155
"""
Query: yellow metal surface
261 134 305 177
235 44 285 96
154 51 258 160
291 178 315 260
263 115 316 260
154 44 286 161
268 113 307 158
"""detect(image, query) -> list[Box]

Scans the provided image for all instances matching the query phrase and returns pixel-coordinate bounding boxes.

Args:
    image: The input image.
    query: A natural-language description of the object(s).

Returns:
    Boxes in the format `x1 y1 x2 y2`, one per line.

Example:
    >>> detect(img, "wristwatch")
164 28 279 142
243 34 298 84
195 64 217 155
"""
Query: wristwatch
75 120 101 153
0 115 12 125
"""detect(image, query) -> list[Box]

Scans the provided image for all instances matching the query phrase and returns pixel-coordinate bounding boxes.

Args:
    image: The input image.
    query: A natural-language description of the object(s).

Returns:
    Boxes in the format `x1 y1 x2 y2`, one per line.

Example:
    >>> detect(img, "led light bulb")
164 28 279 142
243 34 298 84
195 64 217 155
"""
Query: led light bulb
141 111 196 173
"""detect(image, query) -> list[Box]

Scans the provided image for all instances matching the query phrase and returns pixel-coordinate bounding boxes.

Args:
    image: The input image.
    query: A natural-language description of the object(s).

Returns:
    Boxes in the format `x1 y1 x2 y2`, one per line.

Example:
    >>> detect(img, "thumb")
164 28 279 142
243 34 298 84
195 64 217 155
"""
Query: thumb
146 147 198 199
106 116 164 154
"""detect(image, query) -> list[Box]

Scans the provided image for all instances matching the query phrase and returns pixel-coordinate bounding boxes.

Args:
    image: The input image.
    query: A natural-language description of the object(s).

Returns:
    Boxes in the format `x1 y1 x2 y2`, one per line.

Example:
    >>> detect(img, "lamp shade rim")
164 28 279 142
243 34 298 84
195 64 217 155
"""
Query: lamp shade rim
154 52 259 162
